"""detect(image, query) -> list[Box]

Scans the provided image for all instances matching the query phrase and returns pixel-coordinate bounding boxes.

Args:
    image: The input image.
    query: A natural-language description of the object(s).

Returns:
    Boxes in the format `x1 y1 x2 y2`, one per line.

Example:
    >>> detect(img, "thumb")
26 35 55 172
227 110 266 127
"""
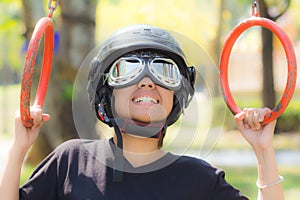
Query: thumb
42 113 51 122
36 113 51 129
234 112 246 131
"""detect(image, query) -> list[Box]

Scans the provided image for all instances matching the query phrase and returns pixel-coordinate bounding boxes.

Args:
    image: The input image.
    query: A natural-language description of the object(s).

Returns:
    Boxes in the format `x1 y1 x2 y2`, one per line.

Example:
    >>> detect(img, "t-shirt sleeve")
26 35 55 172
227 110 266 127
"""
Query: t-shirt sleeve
19 141 72 200
212 169 249 200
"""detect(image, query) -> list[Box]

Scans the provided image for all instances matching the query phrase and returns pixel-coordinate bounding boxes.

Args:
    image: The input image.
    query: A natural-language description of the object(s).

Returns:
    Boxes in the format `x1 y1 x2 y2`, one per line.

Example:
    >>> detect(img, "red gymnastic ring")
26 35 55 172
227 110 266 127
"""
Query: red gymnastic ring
20 17 54 127
219 16 297 125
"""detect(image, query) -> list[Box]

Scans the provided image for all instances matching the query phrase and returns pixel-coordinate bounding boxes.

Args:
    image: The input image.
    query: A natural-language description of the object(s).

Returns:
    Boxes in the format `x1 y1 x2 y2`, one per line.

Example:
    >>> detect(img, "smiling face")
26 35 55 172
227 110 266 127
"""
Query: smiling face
113 77 174 123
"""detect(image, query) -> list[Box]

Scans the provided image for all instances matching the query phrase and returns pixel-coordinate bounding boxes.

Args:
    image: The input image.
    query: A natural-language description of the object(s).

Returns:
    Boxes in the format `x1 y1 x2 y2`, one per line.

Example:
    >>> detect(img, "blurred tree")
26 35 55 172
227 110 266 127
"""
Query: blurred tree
0 1 23 84
21 0 44 39
258 0 291 108
211 0 225 97
21 0 98 164
212 0 224 64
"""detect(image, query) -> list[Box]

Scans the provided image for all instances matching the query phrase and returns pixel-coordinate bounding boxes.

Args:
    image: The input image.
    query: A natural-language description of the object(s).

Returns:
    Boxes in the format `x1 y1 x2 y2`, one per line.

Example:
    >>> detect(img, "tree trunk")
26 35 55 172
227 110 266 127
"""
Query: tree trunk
261 28 276 108
213 0 224 64
211 0 225 97
21 0 45 39
21 0 98 164
258 0 291 108
259 0 276 108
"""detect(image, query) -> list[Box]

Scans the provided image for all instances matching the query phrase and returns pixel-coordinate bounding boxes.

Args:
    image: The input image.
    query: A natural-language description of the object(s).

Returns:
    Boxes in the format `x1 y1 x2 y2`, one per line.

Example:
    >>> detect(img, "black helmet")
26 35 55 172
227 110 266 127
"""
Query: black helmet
87 24 195 130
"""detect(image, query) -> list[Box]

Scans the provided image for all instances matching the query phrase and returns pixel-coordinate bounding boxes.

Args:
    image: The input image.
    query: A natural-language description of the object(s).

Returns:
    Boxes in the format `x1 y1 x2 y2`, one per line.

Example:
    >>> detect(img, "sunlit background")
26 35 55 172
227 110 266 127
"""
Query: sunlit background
1 0 300 199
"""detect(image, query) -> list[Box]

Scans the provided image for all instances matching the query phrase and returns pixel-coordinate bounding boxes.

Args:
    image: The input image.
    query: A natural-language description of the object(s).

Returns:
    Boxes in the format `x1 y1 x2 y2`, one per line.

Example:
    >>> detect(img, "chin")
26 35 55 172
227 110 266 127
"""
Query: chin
131 115 167 123
131 108 168 122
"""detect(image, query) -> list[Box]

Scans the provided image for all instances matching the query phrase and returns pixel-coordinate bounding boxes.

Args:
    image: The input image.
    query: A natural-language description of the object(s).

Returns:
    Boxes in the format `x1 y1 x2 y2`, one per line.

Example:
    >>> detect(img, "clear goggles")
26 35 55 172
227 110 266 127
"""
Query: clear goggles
106 52 182 91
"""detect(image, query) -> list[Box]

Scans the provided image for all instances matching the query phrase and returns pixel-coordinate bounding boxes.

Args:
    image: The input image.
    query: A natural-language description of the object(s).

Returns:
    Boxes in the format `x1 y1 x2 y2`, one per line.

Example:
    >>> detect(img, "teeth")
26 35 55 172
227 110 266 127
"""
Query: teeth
133 96 158 104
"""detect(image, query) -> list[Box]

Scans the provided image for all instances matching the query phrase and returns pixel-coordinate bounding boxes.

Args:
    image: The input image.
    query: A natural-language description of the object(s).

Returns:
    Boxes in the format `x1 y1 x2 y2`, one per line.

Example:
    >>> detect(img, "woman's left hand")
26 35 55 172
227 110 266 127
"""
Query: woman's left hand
234 108 276 152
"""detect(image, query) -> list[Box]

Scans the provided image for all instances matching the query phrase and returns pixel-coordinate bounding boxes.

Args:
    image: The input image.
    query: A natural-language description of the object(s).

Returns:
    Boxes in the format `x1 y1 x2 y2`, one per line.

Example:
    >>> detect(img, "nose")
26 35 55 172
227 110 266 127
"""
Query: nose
138 77 156 89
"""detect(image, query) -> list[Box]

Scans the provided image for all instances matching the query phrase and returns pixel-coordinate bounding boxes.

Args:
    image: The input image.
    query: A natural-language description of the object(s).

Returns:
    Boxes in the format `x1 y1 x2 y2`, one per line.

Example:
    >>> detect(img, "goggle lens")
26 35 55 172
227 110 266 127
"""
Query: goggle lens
111 58 141 78
150 58 180 85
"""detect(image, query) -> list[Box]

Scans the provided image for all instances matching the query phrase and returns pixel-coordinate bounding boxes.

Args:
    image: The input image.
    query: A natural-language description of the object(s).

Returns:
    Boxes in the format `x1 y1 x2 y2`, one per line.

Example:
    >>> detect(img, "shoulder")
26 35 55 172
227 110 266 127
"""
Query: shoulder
53 138 109 159
56 138 107 150
173 155 247 199
174 155 217 170
172 155 224 178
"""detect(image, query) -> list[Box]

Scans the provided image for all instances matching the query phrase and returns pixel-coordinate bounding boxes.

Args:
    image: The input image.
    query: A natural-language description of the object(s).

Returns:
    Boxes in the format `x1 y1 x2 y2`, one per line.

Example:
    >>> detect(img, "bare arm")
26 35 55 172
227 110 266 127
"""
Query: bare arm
0 106 50 200
235 108 284 200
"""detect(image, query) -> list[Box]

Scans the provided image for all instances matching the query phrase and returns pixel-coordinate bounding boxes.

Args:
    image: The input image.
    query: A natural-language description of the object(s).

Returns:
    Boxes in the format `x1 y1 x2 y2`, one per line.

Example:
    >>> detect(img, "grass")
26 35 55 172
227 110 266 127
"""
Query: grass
222 165 300 200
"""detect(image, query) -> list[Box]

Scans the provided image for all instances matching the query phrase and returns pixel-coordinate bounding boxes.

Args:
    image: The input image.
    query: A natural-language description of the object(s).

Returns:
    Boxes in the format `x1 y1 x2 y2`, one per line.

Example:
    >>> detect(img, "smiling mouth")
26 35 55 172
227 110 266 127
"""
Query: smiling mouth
132 96 159 104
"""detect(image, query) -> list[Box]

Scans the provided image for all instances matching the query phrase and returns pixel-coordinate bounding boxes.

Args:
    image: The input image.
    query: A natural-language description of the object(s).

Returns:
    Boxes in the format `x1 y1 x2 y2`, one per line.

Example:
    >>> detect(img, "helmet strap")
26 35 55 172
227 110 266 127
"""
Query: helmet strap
110 118 124 182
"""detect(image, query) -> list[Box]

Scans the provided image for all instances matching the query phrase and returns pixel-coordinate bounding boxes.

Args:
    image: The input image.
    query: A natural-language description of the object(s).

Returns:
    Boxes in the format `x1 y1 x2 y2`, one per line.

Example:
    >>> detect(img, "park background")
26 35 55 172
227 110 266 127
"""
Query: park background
1 0 300 199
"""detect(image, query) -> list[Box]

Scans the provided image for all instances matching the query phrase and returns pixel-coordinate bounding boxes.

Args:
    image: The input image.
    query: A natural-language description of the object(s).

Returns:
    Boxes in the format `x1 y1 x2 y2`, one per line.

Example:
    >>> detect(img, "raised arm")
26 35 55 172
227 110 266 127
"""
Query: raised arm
0 106 50 200
235 108 284 200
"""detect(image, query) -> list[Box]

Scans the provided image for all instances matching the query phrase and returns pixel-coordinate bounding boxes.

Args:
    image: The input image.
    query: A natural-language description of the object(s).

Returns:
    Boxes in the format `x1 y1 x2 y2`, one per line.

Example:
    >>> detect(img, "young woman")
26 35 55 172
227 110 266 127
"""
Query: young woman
0 24 284 200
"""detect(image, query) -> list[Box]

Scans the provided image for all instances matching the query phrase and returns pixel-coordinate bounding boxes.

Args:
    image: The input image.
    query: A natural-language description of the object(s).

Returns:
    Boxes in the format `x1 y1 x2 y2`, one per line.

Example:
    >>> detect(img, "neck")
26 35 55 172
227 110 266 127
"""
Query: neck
113 133 159 153
113 133 165 168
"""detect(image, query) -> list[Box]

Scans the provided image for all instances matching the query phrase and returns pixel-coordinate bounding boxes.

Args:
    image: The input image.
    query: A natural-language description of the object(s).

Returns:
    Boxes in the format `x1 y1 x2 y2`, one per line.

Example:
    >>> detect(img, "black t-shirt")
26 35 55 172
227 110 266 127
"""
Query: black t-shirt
19 139 248 200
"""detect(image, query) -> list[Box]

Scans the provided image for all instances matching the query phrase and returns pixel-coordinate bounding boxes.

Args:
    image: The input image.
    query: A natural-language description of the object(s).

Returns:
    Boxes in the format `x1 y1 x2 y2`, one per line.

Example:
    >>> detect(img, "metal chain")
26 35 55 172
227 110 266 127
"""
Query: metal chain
252 0 260 17
48 0 58 18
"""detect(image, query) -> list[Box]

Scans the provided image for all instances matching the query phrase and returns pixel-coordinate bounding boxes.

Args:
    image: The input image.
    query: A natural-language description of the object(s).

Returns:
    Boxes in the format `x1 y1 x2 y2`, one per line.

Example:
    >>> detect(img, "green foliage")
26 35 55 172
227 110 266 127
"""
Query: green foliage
223 0 251 30
0 84 19 135
265 0 291 8
108 0 121 5
212 92 263 131
213 92 300 133
211 97 231 127
63 83 74 101
20 164 36 186
0 1 24 71
276 101 300 133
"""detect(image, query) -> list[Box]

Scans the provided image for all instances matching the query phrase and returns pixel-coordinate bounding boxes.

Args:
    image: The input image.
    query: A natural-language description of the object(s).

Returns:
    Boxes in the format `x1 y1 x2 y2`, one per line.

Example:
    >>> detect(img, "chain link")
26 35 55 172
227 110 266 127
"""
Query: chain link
48 0 58 18
252 0 260 17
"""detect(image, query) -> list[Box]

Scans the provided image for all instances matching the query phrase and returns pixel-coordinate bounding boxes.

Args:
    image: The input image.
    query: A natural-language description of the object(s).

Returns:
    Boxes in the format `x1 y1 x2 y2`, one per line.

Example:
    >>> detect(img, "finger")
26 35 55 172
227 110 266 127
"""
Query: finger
245 108 256 130
15 109 21 119
32 105 41 109
252 110 261 130
42 113 51 122
258 107 270 122
30 107 43 127
241 108 250 129
235 112 245 126
235 111 249 130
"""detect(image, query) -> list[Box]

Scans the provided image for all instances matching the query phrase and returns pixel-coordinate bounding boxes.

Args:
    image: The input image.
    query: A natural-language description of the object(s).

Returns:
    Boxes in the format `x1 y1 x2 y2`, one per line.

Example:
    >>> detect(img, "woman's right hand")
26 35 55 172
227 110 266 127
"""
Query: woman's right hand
0 106 50 200
13 105 50 153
